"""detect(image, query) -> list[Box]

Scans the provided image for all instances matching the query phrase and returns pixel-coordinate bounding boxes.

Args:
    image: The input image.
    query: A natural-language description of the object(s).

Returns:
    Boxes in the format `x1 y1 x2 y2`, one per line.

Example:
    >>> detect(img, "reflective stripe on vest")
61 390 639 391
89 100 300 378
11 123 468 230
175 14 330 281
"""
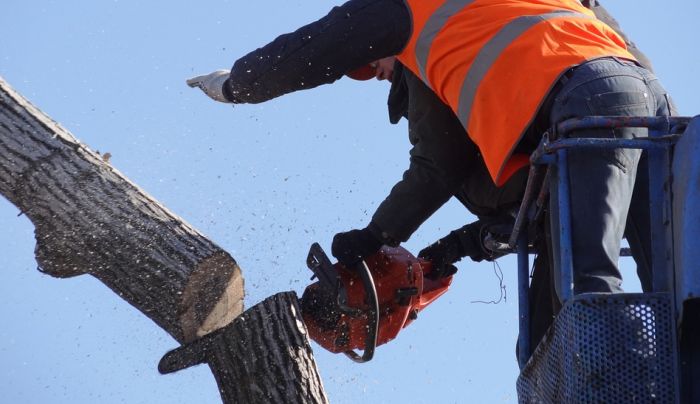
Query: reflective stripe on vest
455 10 594 129
397 0 635 185
415 0 477 83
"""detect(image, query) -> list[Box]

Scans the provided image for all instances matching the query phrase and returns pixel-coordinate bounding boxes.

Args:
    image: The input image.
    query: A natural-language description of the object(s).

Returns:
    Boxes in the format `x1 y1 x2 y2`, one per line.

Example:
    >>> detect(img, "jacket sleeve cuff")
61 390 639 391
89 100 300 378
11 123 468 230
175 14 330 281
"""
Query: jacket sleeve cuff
221 78 239 103
367 221 400 248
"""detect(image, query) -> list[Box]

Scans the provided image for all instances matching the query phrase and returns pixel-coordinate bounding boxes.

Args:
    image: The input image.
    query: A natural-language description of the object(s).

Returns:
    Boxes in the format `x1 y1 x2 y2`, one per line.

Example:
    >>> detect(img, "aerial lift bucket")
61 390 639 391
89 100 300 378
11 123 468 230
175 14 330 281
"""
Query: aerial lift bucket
513 116 697 403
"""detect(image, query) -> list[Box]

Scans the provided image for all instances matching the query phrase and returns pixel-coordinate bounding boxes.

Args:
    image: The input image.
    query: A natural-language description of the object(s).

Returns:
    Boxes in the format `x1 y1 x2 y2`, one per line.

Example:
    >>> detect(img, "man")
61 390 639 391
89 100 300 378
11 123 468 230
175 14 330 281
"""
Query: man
379 2 665 348
380 0 659 278
189 0 674 322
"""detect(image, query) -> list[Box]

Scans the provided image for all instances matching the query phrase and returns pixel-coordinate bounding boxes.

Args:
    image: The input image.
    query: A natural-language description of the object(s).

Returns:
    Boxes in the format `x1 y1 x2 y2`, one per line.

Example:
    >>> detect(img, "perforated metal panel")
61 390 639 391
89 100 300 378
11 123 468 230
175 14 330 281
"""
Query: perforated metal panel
517 293 679 403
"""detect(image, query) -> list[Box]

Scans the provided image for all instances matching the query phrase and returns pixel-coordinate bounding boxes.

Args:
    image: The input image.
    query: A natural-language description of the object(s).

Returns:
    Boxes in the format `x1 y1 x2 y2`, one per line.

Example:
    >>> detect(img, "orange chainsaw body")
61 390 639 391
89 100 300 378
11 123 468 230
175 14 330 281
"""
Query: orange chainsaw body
300 245 452 355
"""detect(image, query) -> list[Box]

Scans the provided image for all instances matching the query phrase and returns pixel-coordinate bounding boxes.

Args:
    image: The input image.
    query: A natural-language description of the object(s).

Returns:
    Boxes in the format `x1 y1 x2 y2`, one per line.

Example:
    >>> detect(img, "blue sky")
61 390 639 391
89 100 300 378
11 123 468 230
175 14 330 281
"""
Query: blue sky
0 1 698 403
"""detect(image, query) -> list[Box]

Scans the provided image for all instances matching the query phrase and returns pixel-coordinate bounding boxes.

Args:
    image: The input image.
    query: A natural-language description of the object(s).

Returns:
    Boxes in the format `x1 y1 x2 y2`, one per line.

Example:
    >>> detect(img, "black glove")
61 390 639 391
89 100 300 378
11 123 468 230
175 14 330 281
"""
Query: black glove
419 219 493 279
331 226 384 268
418 232 462 280
419 217 515 279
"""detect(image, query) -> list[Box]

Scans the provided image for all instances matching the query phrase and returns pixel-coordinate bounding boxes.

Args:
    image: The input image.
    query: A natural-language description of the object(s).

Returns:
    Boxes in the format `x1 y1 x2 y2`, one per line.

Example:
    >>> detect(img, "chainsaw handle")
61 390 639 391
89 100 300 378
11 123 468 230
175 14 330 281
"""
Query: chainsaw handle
307 243 339 291
344 259 379 363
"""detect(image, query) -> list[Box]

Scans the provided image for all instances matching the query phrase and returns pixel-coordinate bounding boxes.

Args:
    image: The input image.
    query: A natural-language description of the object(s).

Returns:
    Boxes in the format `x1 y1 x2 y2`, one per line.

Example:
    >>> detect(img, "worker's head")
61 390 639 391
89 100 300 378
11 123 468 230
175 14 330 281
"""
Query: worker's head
346 56 397 82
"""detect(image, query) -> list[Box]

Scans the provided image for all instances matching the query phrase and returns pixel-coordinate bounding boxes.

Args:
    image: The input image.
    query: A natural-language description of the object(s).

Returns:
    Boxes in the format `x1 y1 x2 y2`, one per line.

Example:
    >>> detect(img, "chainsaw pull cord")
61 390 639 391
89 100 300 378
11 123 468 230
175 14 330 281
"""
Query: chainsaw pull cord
344 259 379 363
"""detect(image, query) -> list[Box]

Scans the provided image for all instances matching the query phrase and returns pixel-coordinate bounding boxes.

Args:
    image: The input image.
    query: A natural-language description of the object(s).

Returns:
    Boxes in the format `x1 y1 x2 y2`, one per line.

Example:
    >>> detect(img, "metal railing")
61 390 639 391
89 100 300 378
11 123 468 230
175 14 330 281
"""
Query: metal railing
508 116 691 402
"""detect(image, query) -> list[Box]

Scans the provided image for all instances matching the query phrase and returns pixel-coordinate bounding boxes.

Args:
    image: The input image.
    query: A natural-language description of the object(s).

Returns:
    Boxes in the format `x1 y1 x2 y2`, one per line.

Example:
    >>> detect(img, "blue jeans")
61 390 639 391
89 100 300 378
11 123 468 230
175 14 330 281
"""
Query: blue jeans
546 57 675 298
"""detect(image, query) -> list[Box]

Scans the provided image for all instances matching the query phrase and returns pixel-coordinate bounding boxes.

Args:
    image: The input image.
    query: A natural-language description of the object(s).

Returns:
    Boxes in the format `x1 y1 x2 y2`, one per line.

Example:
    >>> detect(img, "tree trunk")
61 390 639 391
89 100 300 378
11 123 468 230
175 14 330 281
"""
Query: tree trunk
159 292 329 404
0 76 243 342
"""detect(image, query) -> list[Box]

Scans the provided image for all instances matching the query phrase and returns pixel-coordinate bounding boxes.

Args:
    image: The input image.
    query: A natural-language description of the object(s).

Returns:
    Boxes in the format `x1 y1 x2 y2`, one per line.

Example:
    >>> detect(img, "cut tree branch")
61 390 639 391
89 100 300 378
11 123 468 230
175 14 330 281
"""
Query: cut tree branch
0 75 243 342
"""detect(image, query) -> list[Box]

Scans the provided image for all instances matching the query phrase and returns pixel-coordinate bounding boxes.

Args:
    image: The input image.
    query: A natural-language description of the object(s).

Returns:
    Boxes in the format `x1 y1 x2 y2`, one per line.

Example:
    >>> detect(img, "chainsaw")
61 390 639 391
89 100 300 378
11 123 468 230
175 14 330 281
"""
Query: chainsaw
299 242 453 363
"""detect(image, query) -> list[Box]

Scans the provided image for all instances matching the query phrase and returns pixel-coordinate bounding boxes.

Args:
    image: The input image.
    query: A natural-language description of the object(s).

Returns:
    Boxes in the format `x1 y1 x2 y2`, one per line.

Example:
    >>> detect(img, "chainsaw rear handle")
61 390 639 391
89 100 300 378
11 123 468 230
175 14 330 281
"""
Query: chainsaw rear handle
344 259 379 363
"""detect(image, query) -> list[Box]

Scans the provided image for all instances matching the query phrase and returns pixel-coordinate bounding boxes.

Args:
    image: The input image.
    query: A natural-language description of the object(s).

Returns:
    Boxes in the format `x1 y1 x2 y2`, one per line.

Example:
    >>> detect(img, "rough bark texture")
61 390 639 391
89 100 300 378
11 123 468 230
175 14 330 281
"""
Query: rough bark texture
160 292 329 404
0 76 244 342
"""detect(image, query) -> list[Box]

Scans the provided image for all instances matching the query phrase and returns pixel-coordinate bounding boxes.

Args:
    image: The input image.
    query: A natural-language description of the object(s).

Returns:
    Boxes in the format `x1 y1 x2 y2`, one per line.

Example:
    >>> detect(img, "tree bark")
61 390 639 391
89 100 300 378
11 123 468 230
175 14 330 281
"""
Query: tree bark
0 76 244 342
160 292 329 404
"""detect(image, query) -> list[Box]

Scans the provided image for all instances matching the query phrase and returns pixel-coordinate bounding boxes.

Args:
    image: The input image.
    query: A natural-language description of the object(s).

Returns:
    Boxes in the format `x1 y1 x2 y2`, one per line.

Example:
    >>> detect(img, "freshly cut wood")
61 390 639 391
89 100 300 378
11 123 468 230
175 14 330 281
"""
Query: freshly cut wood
160 292 329 404
0 76 244 342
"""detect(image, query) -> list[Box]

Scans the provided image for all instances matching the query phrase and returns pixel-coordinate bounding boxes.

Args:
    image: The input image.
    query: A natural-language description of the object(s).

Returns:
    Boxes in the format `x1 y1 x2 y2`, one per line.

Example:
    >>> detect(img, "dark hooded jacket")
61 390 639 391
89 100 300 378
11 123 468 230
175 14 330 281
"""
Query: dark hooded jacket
223 0 652 243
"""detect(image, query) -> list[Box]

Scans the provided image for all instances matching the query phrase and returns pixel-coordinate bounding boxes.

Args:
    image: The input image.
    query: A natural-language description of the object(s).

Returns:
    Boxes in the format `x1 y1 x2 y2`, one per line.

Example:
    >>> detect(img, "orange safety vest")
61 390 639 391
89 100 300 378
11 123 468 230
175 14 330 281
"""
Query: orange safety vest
396 0 636 185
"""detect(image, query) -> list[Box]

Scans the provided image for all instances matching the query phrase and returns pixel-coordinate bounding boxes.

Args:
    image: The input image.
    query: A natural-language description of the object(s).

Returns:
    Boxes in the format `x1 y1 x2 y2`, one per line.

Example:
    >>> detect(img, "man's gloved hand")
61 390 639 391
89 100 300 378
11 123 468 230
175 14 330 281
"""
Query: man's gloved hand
186 70 232 103
419 217 515 279
418 232 461 280
331 227 384 268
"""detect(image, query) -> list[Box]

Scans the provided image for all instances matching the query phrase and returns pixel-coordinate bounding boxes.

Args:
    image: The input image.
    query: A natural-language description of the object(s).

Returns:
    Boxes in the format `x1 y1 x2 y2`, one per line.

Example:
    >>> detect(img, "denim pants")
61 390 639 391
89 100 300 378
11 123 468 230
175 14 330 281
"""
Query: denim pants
545 57 675 299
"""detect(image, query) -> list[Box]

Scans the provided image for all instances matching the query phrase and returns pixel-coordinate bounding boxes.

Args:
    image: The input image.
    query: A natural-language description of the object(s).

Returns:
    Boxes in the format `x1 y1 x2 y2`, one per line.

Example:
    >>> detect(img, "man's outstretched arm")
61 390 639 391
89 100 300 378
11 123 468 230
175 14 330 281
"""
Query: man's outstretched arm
190 0 411 104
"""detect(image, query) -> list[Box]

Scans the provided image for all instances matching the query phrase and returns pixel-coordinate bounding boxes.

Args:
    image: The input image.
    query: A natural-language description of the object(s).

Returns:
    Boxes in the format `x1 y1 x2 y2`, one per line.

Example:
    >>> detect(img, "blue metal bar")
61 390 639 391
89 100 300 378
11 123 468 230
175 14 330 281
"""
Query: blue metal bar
530 136 679 164
517 229 531 370
648 126 674 293
529 115 690 164
556 116 690 137
547 136 679 150
557 149 574 303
